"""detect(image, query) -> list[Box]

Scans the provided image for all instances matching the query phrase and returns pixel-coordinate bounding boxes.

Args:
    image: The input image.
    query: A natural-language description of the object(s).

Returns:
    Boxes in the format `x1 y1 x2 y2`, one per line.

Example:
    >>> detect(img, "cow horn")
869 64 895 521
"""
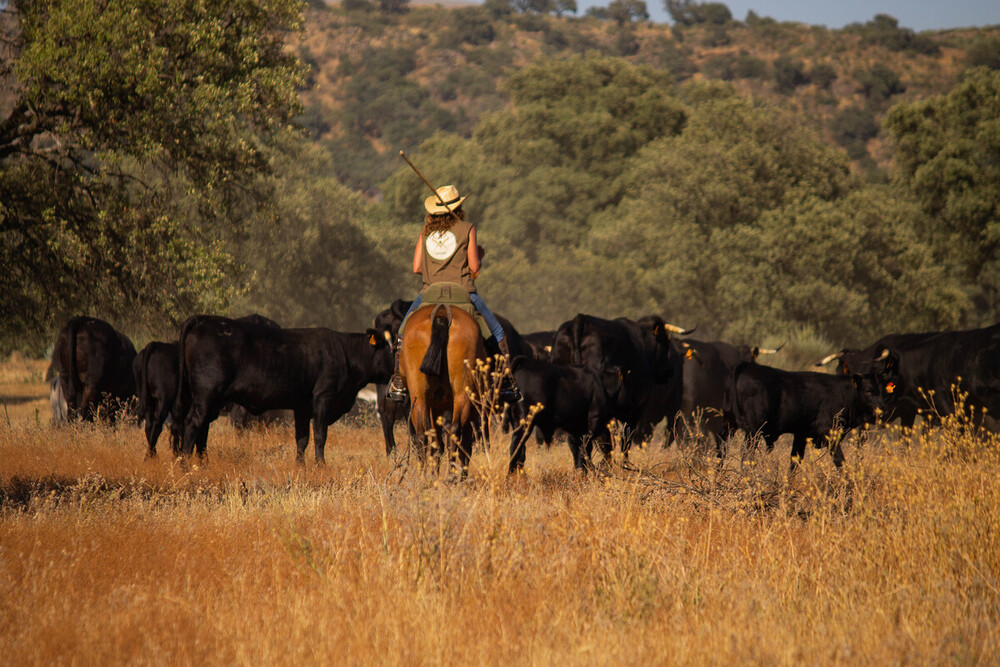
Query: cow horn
877 348 889 360
814 352 842 367
757 342 786 355
383 330 393 344
663 322 696 335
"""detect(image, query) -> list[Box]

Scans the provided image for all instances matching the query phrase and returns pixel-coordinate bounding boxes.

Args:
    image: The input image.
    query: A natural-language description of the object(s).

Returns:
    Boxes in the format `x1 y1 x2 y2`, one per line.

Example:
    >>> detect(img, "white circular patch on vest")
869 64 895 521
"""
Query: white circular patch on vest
425 230 458 261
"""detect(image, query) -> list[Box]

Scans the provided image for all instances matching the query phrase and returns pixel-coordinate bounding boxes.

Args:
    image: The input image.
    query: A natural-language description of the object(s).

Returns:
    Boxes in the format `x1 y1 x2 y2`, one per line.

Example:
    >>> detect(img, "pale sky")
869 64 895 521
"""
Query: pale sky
575 0 1000 31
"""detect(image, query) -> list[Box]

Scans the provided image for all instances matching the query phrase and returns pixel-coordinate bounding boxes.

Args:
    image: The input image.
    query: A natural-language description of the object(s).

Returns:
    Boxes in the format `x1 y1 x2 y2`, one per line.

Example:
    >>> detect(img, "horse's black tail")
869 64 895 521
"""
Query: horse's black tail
420 314 450 376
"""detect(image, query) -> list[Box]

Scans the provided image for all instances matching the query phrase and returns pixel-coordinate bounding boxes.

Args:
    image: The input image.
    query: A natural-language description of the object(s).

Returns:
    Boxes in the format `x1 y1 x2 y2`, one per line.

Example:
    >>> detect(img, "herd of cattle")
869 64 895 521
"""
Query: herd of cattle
43 303 1000 472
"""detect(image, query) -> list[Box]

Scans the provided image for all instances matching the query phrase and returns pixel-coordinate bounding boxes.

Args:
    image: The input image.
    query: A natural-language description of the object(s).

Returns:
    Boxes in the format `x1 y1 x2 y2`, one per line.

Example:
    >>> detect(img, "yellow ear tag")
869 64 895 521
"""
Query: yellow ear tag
369 334 377 345
685 349 694 359
886 383 895 394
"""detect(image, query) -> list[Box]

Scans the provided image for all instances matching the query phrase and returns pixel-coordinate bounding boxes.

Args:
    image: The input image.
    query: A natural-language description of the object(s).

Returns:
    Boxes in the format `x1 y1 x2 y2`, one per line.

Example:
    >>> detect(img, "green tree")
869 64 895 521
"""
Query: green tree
884 67 1000 318
380 56 687 329
588 90 854 332
854 63 905 103
965 36 1000 71
665 0 730 26
773 56 808 93
607 0 648 26
831 106 879 160
714 188 966 343
232 139 397 330
0 0 305 350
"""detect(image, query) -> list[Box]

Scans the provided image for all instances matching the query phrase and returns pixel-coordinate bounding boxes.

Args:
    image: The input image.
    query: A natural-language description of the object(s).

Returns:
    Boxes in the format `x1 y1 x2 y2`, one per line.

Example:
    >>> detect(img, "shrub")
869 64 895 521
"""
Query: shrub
810 62 837 90
773 56 808 93
854 63 905 102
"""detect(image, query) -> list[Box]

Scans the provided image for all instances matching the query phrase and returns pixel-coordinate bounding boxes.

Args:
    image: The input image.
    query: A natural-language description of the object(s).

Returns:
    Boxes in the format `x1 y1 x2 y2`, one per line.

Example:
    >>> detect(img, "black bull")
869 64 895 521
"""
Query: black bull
639 339 781 450
176 315 393 462
814 331 941 427
725 363 890 469
864 324 1000 431
133 341 181 457
48 316 136 423
550 313 686 451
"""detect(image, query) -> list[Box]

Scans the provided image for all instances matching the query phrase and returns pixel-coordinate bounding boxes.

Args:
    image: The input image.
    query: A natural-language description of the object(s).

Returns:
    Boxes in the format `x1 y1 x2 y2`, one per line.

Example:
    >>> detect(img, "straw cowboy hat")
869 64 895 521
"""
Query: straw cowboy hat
424 184 468 215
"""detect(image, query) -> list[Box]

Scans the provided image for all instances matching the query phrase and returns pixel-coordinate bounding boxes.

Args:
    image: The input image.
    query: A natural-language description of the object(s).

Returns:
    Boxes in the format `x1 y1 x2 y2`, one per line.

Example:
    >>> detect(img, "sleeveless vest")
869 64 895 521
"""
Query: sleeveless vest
420 219 476 293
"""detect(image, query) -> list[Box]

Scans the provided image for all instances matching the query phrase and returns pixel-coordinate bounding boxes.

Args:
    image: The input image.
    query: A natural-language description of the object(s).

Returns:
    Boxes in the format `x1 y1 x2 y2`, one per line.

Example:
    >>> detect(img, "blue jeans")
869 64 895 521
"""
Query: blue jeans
403 292 505 342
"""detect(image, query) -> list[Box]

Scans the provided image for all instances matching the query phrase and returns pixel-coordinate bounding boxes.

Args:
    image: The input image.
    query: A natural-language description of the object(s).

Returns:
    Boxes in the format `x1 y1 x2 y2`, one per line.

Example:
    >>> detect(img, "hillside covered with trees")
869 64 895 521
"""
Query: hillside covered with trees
1 0 999 354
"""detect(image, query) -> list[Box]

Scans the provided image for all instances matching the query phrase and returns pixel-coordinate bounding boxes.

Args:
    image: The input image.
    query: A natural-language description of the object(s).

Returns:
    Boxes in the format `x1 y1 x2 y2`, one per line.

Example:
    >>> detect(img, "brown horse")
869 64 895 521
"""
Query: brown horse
400 305 487 475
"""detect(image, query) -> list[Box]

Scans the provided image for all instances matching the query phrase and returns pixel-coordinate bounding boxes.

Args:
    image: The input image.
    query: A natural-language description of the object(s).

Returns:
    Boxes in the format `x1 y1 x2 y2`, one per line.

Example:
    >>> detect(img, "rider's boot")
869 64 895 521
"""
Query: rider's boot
497 337 521 403
386 339 408 402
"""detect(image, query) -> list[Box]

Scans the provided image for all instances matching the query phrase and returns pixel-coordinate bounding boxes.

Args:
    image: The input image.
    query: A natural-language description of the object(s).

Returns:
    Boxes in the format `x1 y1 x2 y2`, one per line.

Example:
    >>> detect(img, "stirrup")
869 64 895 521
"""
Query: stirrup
386 376 408 401
498 377 521 404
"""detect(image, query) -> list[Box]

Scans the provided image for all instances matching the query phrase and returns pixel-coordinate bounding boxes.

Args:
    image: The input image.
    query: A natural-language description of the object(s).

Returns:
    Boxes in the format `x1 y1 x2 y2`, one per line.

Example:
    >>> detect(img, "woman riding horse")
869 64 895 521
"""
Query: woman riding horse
386 184 510 400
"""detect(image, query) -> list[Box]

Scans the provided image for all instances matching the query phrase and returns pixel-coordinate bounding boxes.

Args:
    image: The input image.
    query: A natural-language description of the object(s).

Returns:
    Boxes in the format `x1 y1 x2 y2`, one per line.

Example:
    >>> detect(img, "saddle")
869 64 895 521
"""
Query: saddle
399 282 491 340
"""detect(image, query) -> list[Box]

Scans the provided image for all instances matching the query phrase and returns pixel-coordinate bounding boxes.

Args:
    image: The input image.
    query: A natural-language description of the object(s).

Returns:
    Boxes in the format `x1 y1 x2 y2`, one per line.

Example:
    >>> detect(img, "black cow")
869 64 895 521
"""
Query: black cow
47 316 137 423
176 315 393 462
507 356 622 472
667 340 781 451
725 363 889 469
868 324 1000 432
133 341 181 457
551 313 682 452
371 298 529 455
814 331 941 427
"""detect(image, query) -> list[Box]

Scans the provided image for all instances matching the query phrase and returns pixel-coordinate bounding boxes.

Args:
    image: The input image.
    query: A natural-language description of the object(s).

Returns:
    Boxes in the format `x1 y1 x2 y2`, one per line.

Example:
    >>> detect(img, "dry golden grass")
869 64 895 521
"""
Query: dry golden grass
2 357 999 664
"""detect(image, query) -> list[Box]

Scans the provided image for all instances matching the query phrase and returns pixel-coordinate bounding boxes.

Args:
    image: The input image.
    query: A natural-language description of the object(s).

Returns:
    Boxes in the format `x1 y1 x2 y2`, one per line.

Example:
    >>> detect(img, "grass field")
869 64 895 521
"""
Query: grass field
2 356 998 664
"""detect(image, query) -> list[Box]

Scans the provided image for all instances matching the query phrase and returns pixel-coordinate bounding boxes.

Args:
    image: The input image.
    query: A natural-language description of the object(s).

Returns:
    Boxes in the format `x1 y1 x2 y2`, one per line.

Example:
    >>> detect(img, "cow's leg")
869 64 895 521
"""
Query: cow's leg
456 421 474 479
311 409 330 465
790 434 808 471
567 434 589 471
80 384 100 422
168 418 182 456
145 409 161 458
377 389 397 456
508 424 527 474
145 399 170 458
180 405 203 457
507 401 530 474
294 410 311 464
829 435 846 469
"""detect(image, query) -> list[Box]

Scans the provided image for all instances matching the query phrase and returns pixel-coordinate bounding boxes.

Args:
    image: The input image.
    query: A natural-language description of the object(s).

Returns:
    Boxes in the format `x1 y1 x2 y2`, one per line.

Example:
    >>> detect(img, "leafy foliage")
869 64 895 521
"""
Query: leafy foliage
230 138 396 330
831 106 880 160
885 68 1000 317
665 0 731 26
849 13 941 56
0 0 305 350
854 63 906 103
